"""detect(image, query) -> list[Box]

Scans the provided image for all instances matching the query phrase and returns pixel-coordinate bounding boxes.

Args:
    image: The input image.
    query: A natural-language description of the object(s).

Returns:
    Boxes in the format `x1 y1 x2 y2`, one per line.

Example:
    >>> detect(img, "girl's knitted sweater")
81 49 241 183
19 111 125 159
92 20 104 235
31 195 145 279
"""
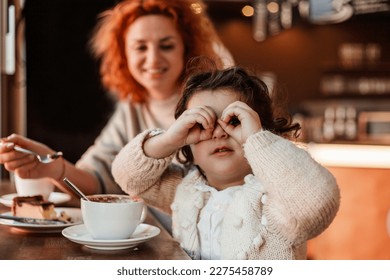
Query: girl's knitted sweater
112 130 340 259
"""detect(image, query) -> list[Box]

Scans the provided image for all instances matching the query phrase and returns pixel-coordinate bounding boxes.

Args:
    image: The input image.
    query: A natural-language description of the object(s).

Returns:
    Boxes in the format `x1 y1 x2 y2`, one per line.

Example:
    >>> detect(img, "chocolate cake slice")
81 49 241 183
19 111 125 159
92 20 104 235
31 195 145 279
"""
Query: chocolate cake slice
12 195 57 220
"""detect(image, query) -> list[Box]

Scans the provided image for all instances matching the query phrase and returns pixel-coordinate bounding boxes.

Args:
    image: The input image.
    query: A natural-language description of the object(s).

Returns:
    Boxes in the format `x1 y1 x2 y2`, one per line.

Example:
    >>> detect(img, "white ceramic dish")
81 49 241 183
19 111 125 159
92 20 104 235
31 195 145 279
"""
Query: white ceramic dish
0 192 71 207
0 208 82 233
62 223 160 250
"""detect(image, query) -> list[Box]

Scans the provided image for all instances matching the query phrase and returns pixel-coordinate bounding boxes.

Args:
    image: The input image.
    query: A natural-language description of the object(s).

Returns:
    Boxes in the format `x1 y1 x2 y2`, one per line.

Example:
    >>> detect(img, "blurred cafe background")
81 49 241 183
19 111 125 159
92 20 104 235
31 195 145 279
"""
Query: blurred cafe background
1 0 390 259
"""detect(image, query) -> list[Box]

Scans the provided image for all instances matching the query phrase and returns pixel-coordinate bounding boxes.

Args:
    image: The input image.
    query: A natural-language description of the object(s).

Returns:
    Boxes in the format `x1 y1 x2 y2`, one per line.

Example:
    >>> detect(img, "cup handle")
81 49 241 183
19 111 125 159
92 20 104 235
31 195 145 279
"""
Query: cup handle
140 204 147 224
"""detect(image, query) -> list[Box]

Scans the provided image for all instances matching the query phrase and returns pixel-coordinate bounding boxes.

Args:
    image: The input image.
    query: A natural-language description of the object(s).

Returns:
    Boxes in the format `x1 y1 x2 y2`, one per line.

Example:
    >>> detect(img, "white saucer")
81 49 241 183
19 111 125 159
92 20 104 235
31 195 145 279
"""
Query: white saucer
0 208 82 233
62 223 160 250
0 192 72 207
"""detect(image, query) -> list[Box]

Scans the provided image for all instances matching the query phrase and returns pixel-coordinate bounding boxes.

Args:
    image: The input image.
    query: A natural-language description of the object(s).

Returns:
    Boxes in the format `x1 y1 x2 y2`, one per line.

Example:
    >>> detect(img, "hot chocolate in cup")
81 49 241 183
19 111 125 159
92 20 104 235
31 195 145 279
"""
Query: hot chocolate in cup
81 194 147 240
14 175 55 201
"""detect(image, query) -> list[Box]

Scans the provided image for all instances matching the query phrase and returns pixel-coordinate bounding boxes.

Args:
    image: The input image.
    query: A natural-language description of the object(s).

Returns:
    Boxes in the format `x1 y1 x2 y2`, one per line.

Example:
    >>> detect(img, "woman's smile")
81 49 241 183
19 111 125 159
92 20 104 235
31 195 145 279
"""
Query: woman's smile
143 67 168 78
143 67 167 74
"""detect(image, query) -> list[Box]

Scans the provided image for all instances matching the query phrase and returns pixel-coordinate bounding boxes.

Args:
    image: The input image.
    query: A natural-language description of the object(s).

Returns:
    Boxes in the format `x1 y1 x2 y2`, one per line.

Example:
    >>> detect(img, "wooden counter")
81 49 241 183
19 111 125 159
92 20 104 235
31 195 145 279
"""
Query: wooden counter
307 167 390 260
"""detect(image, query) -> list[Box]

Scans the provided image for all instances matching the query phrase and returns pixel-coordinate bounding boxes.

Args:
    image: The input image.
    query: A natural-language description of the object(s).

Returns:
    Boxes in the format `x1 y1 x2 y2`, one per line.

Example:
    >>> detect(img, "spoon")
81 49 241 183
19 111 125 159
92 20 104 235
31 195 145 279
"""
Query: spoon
14 146 63 164
63 177 90 201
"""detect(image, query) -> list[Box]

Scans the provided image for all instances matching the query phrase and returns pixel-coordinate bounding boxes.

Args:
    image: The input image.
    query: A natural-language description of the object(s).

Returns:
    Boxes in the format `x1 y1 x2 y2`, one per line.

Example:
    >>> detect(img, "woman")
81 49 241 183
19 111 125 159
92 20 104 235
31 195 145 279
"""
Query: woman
0 0 233 195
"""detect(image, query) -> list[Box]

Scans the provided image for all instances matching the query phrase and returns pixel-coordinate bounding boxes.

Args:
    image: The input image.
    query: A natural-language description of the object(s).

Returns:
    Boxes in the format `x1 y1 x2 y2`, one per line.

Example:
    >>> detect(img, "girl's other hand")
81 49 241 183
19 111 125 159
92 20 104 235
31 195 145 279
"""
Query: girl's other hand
218 101 262 144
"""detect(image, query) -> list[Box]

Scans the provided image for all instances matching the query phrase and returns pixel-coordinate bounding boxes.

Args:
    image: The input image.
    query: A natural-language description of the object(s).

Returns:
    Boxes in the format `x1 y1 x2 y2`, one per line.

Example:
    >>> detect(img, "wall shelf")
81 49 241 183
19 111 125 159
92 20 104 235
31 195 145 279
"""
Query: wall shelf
319 62 390 97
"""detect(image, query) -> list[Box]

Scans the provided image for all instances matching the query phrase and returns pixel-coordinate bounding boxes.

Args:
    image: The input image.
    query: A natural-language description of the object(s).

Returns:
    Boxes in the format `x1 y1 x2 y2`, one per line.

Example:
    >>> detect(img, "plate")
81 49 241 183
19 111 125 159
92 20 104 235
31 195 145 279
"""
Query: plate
0 192 72 208
0 208 82 233
62 223 160 250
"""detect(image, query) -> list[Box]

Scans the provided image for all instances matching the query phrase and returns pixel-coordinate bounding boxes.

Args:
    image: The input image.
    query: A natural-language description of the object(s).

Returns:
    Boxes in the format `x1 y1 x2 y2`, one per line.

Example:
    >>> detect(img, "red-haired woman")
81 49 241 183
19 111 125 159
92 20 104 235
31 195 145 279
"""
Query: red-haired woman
0 0 233 196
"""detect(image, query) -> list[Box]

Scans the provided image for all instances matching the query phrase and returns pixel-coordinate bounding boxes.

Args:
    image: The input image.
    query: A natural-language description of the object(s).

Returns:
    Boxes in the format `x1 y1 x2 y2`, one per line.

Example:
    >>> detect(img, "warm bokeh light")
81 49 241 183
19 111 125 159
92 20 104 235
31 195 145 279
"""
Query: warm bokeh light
267 1 279 14
242 5 254 17
190 2 202 14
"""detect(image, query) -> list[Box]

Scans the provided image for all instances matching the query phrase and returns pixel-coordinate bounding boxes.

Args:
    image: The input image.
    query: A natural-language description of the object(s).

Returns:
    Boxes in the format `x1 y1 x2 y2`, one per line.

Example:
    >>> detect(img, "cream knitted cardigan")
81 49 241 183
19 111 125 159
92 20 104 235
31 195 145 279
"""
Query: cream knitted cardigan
112 130 340 260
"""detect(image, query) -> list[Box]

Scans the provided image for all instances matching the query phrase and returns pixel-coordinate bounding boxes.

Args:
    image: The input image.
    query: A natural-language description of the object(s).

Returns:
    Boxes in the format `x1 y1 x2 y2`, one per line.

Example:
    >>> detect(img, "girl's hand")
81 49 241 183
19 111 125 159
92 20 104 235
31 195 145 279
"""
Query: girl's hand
165 105 216 148
0 134 63 179
218 101 262 145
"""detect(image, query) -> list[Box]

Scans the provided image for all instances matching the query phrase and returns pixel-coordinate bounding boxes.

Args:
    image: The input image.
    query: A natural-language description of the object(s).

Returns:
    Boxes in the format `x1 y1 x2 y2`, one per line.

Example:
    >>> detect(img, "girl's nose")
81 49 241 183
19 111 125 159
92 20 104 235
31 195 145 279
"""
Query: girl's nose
212 124 228 139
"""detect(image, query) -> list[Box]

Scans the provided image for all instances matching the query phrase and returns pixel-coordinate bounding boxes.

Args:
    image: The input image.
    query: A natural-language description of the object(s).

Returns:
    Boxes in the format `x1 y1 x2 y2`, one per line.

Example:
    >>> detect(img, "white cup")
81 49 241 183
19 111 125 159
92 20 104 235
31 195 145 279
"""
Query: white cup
14 175 55 201
81 194 147 240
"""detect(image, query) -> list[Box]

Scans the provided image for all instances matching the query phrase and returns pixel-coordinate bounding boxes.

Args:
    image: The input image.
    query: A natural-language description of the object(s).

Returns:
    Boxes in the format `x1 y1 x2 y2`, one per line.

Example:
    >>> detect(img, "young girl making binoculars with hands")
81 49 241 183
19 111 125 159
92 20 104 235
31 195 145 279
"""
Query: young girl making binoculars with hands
113 62 340 260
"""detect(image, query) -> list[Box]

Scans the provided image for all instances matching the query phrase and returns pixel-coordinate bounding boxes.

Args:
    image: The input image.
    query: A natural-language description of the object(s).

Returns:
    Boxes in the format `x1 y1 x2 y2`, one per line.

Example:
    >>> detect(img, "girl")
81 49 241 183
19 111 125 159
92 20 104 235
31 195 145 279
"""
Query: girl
112 64 340 260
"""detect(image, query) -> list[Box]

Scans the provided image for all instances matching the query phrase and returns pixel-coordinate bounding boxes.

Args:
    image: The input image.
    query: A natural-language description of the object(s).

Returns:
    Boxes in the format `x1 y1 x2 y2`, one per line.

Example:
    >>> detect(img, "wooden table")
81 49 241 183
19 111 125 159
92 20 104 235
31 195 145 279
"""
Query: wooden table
0 180 190 260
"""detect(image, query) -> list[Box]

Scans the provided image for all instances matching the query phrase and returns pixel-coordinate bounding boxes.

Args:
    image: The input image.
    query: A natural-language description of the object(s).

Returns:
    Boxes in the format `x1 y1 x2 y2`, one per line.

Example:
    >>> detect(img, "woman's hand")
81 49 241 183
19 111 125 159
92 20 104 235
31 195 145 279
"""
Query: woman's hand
0 134 63 180
218 101 262 145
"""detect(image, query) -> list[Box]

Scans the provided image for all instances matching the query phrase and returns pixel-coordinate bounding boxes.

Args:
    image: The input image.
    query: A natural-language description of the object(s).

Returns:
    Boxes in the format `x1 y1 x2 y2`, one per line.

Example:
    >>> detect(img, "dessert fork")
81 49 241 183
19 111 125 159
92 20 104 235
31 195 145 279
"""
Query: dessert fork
14 146 63 164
